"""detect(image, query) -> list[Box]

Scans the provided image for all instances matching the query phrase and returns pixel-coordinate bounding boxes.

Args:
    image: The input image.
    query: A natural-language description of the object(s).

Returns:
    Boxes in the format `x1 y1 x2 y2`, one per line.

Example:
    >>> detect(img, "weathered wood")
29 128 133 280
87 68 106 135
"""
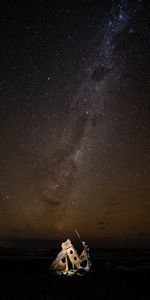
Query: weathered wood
50 238 91 274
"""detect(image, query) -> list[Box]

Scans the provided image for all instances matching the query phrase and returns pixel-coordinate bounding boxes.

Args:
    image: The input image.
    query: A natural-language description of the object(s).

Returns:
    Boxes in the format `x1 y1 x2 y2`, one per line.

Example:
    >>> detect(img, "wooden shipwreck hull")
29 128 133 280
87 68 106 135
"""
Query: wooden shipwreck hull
50 239 91 276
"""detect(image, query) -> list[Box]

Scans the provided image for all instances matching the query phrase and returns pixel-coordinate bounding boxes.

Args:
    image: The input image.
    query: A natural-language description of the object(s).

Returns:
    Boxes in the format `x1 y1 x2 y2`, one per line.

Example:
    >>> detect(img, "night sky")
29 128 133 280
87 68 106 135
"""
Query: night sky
0 0 150 247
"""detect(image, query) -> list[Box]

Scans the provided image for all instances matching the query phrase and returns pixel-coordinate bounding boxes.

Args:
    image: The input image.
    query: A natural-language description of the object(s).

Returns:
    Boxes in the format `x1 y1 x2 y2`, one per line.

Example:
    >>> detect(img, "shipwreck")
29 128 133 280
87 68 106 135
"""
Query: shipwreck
50 232 91 276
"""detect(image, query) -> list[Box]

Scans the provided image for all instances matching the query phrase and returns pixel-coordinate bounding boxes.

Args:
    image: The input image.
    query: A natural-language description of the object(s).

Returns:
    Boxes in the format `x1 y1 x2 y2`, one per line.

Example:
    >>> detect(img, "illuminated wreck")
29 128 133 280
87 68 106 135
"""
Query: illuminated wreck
50 233 91 276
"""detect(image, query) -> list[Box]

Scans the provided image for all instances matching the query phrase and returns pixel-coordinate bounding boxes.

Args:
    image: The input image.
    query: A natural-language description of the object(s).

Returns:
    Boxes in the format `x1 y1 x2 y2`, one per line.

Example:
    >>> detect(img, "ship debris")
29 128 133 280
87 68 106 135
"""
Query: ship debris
50 234 91 276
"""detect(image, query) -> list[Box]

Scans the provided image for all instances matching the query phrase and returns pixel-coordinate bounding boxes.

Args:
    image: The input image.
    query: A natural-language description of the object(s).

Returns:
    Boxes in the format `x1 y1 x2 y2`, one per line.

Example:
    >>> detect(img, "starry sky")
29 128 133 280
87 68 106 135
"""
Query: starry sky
0 0 150 247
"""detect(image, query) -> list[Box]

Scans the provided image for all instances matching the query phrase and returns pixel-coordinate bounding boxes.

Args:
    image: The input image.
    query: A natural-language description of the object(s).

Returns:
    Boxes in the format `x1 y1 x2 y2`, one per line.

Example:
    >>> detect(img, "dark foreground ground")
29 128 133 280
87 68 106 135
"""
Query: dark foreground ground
0 249 150 299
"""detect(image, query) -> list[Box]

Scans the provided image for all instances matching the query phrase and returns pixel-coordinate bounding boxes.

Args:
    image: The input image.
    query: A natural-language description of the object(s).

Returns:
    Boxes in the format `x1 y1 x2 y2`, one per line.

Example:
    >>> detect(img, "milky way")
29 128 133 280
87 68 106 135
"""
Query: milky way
0 0 150 246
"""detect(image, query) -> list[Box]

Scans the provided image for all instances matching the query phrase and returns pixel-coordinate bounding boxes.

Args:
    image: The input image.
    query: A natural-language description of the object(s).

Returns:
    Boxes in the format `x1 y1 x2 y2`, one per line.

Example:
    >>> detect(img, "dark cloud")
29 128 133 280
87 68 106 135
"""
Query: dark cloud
106 201 121 207
98 221 111 230
99 226 107 231
129 226 138 232
92 64 111 82
70 114 89 148
42 196 61 206
104 211 112 216
104 195 120 207
11 229 25 233
91 113 103 127
138 232 150 238
106 196 117 201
